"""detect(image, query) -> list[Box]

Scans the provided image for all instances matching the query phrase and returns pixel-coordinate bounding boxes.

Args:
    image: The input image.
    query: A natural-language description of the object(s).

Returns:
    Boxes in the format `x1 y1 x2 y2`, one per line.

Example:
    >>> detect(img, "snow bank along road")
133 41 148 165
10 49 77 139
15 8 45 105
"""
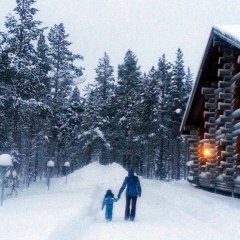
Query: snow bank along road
1 162 240 240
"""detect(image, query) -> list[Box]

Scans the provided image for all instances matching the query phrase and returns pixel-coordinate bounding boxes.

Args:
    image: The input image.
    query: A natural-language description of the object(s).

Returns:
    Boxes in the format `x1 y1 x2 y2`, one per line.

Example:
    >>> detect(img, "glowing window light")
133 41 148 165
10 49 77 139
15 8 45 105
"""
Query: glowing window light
204 149 210 157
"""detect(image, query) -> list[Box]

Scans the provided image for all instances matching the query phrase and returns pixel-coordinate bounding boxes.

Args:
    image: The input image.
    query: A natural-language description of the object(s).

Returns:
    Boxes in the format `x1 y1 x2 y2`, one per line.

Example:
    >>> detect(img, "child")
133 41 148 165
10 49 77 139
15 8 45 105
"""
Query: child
101 189 119 222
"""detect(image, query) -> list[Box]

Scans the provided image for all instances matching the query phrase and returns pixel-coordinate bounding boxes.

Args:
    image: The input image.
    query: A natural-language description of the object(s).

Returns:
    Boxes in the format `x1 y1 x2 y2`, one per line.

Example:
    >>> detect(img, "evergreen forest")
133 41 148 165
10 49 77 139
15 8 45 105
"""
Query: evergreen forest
0 0 193 188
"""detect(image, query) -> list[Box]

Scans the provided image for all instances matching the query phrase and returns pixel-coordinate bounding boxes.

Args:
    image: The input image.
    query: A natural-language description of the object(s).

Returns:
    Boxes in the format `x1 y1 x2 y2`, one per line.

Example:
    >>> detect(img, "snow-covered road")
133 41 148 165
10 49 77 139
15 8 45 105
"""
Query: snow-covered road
1 162 240 240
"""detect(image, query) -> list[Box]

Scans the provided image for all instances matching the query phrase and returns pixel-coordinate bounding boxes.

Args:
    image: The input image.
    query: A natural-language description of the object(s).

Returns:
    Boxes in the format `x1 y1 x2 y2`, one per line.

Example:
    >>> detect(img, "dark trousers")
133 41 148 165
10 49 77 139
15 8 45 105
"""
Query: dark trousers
105 204 113 221
125 196 137 220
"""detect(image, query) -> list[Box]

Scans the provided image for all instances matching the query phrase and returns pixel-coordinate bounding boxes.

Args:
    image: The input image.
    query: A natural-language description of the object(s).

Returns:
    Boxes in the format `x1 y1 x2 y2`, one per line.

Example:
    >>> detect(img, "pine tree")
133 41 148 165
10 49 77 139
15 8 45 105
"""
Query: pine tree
47 23 84 174
156 54 173 179
2 0 43 99
0 0 44 176
183 67 193 105
114 50 142 170
167 48 186 180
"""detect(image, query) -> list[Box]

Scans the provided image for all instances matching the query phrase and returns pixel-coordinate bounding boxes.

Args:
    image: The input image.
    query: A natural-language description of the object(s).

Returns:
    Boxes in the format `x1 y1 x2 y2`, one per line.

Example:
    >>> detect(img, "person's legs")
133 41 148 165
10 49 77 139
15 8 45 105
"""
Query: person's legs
125 196 131 220
105 205 113 221
130 196 137 221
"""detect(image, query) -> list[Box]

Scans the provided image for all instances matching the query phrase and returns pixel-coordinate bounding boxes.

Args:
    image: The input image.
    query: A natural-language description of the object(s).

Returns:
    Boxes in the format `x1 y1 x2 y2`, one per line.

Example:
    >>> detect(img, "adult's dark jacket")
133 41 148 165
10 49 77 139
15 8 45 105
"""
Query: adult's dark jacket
118 171 141 197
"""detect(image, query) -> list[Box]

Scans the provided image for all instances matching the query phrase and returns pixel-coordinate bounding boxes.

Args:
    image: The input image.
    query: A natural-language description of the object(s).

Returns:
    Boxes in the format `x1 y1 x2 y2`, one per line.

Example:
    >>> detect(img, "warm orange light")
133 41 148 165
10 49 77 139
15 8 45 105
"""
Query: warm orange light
204 149 210 157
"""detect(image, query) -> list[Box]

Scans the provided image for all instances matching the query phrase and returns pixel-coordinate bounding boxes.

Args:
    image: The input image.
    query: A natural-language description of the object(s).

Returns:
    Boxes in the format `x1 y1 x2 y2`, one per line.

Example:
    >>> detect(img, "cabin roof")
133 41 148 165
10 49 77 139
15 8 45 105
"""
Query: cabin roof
180 25 240 135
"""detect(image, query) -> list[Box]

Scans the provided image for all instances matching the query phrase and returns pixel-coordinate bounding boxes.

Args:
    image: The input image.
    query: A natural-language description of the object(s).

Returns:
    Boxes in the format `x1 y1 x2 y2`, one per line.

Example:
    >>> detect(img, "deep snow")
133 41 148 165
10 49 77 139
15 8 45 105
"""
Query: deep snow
1 162 240 240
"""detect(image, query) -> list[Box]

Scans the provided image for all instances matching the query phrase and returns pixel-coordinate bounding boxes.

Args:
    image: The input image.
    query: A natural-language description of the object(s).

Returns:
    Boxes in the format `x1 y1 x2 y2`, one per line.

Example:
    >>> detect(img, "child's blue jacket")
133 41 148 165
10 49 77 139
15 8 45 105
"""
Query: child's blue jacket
102 194 119 210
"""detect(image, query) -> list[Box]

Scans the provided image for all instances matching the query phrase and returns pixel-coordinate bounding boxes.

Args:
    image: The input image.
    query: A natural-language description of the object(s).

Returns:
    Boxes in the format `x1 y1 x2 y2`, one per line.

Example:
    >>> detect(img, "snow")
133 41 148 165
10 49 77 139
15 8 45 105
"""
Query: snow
175 108 182 114
0 154 12 166
1 162 240 240
47 160 55 167
64 162 70 167
215 25 240 44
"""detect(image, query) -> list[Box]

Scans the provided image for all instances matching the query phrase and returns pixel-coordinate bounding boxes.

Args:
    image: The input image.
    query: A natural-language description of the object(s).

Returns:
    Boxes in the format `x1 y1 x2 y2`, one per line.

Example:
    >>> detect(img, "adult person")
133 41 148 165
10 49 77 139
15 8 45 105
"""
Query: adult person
118 169 142 221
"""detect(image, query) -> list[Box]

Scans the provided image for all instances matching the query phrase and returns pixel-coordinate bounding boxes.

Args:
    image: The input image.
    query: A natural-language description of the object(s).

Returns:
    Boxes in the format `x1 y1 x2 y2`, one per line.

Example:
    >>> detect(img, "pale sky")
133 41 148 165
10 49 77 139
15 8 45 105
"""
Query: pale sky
1 0 240 91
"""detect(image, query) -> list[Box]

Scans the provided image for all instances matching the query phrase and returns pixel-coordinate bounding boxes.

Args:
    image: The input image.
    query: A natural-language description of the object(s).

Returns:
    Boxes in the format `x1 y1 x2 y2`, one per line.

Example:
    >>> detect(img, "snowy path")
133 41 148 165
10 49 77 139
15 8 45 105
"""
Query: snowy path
1 162 240 240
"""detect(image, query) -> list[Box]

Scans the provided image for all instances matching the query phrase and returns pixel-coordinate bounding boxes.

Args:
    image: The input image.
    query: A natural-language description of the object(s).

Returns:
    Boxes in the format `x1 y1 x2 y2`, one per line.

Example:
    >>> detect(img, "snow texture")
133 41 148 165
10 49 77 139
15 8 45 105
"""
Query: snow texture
214 25 240 45
1 162 240 240
47 160 55 167
0 154 13 166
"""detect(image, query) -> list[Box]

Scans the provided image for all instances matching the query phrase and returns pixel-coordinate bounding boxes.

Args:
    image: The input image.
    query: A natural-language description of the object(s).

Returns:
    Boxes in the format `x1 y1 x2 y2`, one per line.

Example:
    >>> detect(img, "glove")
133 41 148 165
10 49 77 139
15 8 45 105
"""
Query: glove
139 193 141 198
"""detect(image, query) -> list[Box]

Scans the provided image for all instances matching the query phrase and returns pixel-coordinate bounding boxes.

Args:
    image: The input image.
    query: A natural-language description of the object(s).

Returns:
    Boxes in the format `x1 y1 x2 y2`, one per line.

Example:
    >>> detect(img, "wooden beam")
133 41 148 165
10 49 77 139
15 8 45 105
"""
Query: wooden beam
218 69 232 77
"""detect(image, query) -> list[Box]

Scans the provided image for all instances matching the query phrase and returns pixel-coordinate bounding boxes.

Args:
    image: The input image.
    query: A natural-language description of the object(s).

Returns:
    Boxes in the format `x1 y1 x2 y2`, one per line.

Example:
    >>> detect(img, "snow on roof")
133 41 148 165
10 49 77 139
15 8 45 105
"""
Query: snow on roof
214 25 240 44
0 154 13 166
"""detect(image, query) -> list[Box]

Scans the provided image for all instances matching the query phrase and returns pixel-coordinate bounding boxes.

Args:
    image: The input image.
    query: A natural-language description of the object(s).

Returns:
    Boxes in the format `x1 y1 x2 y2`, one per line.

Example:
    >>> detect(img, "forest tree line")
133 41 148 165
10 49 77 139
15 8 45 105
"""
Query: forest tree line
0 0 193 186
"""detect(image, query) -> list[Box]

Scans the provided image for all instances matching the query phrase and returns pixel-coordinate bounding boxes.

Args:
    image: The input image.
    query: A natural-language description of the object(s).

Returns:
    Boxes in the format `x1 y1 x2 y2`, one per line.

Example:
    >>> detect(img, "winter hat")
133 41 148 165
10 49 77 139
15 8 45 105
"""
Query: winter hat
106 189 112 194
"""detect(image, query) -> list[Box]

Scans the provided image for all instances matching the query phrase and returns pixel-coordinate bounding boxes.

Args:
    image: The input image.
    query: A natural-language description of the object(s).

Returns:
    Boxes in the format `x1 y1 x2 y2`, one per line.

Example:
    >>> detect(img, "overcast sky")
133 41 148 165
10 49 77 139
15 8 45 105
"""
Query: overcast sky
1 0 240 91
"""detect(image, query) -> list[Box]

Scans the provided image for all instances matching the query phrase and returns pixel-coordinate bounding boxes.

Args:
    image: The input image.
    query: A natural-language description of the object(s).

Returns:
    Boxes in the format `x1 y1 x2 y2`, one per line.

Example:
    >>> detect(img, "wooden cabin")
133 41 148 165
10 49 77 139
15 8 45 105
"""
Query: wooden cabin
180 26 240 196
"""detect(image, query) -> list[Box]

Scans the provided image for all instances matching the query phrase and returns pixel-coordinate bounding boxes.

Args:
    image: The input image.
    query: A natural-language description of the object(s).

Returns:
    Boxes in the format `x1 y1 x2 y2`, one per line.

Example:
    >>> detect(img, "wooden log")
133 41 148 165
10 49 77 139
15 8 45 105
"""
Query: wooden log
218 102 232 110
225 133 232 140
231 79 240 89
218 116 232 123
218 56 232 64
230 72 240 85
204 111 215 118
220 127 232 134
218 69 232 77
215 134 225 141
220 161 233 168
205 94 216 99
223 76 232 82
188 138 199 143
233 129 240 137
221 151 233 158
225 122 233 128
220 139 233 146
215 118 224 126
204 133 215 139
215 129 221 136
205 102 216 109
233 121 240 130
237 55 240 64
226 145 234 152
201 87 215 95
223 63 232 69
224 110 232 116
232 108 240 119
219 92 232 100
205 122 215 128
214 88 224 95
209 128 216 134
218 81 231 88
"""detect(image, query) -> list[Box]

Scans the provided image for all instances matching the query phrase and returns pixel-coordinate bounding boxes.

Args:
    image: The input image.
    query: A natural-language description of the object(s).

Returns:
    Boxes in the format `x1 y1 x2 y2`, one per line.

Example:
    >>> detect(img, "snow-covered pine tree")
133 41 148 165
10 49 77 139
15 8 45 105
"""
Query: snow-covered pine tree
64 86 85 170
114 50 142 170
0 0 46 181
167 48 185 180
47 23 84 174
2 0 43 99
91 53 115 164
156 54 173 180
138 67 159 178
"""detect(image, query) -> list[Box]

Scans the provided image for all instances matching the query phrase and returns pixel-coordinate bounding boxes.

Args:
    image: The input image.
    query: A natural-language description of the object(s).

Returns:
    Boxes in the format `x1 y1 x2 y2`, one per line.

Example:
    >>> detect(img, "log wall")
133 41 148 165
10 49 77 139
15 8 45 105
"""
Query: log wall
186 38 240 196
